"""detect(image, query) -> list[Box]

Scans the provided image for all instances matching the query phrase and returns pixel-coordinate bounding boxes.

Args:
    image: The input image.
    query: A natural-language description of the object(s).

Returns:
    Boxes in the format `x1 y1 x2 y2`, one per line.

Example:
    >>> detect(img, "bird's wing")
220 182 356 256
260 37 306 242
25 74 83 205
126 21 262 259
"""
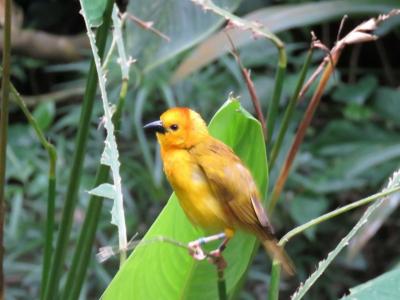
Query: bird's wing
189 138 274 234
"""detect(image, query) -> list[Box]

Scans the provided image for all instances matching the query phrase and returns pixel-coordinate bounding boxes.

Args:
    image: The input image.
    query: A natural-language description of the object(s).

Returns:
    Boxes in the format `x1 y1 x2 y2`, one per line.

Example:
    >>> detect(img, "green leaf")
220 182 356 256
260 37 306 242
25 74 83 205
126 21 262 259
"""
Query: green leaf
332 75 378 105
372 87 400 125
102 99 268 299
32 102 55 131
172 0 399 81
341 267 400 300
88 183 116 199
343 103 373 121
81 0 107 27
125 0 241 72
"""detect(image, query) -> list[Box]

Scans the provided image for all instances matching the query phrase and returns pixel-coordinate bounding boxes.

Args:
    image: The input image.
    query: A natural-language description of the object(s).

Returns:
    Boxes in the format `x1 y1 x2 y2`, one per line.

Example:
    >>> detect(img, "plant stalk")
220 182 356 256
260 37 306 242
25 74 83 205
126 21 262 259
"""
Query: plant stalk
8 84 57 299
269 47 314 169
268 54 338 213
63 23 129 300
62 167 108 300
268 260 281 300
226 33 266 136
266 48 286 143
112 78 128 131
0 0 11 297
217 269 227 300
279 185 400 247
43 1 114 299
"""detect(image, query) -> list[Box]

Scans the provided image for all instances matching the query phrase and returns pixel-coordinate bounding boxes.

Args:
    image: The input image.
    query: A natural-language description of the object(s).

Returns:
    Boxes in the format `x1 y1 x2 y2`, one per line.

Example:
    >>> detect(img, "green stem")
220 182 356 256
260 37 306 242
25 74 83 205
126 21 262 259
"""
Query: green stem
112 78 128 131
102 35 117 71
8 84 57 300
266 48 286 144
217 269 227 300
43 1 114 299
268 260 281 300
0 0 11 297
62 167 108 300
63 50 130 300
268 57 337 213
279 185 400 247
269 48 314 169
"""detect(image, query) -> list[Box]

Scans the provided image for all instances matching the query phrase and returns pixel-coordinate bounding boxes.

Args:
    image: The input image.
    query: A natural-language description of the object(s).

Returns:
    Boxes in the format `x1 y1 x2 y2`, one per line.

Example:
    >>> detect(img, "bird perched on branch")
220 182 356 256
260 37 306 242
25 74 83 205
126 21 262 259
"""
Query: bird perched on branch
144 107 294 275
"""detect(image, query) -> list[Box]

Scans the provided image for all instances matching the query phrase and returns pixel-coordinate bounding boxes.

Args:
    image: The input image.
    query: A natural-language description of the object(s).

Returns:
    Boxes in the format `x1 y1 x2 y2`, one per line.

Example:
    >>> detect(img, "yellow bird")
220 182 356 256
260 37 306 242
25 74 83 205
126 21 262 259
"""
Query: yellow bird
144 107 294 275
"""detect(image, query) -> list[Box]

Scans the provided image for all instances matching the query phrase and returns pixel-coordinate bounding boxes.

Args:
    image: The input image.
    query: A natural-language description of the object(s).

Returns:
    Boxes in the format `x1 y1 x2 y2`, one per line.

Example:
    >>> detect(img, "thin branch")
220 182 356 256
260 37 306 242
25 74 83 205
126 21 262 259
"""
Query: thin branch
225 32 266 137
125 12 170 42
336 15 348 43
279 186 400 247
190 0 287 144
297 33 332 102
297 59 326 101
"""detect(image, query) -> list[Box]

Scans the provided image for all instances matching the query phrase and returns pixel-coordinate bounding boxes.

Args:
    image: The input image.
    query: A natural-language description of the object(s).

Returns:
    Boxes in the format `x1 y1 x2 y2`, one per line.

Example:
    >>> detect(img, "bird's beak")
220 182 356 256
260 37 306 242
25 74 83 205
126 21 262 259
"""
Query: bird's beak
143 120 166 134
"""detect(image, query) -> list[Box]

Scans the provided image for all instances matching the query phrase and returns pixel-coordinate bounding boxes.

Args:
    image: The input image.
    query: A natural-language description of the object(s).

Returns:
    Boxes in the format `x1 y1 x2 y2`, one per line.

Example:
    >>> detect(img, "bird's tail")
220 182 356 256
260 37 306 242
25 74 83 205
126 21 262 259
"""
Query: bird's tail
262 239 295 276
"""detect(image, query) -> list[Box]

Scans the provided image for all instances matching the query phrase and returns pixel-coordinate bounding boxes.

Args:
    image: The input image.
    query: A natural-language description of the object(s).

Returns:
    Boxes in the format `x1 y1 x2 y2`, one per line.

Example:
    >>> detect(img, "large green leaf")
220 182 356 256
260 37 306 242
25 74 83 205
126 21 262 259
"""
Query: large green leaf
172 0 399 82
125 0 241 72
102 99 268 299
341 267 400 300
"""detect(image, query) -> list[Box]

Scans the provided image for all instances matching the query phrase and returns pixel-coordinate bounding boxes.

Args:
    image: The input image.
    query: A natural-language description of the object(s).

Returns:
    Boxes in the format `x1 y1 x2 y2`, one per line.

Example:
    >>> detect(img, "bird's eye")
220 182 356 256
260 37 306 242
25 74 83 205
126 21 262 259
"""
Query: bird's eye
170 124 179 131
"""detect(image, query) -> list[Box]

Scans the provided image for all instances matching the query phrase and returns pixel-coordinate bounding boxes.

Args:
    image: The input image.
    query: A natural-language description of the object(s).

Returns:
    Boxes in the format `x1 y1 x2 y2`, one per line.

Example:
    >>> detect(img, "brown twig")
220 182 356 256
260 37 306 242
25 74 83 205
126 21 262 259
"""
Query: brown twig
268 10 400 212
225 32 267 137
336 15 348 43
0 0 11 297
124 12 171 42
297 32 333 102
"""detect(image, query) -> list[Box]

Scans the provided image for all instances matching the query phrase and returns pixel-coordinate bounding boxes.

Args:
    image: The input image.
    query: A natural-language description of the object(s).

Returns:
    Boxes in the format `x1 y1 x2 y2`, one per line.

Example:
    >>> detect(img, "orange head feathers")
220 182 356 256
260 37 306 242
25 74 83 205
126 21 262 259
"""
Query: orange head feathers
144 107 208 150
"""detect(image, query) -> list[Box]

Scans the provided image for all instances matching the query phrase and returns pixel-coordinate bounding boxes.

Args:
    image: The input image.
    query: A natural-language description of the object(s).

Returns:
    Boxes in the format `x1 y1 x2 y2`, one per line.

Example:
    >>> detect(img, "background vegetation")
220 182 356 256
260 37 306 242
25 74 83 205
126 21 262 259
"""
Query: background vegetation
2 0 400 299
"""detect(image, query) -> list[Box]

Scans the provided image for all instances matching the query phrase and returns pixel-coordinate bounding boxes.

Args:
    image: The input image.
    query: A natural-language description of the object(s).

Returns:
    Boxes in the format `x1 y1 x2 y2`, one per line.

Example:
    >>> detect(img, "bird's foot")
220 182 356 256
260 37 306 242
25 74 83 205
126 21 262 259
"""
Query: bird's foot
188 240 227 271
188 233 226 261
188 240 207 260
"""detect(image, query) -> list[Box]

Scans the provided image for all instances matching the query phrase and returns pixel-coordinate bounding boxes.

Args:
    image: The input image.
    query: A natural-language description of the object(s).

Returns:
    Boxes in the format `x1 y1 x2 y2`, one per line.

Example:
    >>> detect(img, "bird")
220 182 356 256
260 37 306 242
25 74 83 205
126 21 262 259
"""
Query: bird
144 107 294 275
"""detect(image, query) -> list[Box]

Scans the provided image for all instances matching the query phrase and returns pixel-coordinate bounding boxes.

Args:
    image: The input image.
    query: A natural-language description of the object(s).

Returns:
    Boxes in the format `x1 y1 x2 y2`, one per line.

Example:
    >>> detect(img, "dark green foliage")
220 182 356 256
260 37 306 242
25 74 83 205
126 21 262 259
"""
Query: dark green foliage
4 0 400 299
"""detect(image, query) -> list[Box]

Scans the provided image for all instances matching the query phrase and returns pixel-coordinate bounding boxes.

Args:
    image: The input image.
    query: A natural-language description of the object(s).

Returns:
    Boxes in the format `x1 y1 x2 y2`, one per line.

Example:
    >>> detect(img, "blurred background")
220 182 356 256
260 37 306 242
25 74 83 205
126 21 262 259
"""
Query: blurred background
4 0 400 299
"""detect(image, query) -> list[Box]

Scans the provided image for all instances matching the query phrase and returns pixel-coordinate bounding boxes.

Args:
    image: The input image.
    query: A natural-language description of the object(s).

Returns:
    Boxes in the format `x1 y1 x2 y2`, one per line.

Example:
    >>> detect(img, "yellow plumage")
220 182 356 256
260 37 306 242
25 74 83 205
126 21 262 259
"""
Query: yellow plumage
145 107 294 275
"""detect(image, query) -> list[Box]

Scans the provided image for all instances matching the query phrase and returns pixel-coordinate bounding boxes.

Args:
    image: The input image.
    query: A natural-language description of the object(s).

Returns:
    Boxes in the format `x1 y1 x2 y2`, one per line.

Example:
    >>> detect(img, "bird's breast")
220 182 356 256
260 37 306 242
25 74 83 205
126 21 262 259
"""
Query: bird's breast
162 149 229 230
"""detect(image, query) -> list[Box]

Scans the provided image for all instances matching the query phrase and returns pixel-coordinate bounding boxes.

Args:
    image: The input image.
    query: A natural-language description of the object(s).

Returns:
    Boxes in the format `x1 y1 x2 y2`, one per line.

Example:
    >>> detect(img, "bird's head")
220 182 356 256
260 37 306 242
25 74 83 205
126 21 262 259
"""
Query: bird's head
144 107 209 150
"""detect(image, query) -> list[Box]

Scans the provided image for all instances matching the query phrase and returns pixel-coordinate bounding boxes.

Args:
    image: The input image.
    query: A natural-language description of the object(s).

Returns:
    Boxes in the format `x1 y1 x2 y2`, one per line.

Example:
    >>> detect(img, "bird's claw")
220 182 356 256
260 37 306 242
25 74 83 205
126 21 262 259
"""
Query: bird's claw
188 241 207 260
188 241 227 271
